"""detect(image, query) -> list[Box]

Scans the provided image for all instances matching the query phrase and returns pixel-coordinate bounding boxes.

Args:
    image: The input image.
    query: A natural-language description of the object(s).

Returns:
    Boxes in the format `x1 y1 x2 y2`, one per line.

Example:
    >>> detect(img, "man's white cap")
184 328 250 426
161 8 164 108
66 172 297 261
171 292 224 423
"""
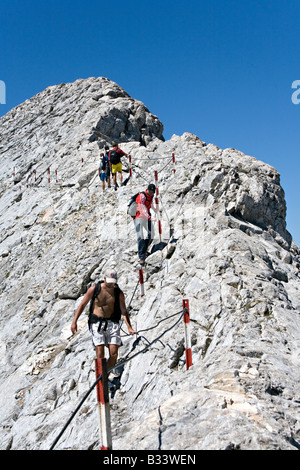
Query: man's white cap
104 270 118 283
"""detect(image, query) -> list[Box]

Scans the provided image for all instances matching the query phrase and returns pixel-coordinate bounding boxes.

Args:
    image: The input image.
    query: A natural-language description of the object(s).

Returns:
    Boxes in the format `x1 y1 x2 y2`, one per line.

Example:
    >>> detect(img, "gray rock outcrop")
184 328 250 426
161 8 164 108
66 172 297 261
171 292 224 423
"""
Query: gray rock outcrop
0 79 300 451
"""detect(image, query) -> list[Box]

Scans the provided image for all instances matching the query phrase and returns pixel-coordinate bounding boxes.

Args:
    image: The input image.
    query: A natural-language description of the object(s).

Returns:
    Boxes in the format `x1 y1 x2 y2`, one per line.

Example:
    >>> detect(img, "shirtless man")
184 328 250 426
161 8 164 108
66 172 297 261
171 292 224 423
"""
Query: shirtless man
71 270 137 370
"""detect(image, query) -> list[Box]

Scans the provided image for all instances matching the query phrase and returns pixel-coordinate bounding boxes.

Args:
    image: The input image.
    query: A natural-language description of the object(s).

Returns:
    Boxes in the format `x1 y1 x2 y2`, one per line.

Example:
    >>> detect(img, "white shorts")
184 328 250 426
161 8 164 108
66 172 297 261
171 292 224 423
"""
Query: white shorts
90 319 122 347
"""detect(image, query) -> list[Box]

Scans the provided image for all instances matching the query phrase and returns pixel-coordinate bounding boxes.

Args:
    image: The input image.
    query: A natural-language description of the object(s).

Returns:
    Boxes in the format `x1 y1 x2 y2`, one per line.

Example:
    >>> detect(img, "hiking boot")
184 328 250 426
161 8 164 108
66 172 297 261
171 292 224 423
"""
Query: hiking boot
139 258 145 266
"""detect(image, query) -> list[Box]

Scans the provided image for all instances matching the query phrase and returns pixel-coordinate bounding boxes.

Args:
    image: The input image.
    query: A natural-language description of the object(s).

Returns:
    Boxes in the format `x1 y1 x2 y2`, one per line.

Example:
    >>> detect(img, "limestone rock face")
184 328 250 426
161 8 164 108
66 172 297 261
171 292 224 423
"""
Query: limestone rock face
0 80 300 451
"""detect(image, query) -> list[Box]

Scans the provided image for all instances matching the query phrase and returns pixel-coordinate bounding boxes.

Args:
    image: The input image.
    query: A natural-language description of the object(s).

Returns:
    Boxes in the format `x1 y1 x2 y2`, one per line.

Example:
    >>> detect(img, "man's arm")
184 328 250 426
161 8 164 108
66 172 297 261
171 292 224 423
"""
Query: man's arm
117 148 128 157
71 285 95 335
119 291 137 335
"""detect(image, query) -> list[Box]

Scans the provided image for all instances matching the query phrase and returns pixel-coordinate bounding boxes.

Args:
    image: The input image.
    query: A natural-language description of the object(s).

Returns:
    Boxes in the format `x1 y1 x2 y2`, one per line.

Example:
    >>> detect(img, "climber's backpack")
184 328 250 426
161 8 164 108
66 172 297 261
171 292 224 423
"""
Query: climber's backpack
109 149 120 165
127 191 147 218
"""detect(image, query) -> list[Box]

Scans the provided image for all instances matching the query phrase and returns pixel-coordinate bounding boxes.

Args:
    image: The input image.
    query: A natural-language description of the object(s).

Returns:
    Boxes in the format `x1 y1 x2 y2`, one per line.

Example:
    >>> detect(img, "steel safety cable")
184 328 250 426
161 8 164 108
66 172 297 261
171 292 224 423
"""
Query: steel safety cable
120 309 184 338
156 155 173 174
131 166 152 185
129 154 180 162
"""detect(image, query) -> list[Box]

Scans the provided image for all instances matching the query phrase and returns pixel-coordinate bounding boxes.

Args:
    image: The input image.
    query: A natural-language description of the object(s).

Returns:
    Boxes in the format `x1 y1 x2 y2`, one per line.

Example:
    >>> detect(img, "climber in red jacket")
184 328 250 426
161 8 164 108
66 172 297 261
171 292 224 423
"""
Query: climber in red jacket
133 184 157 265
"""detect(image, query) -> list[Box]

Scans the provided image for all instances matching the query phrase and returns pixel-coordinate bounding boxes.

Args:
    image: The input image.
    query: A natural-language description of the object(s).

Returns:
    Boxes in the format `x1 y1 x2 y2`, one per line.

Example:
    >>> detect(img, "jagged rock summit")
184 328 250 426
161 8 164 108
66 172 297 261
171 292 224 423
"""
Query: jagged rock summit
0 78 300 450
0 76 164 189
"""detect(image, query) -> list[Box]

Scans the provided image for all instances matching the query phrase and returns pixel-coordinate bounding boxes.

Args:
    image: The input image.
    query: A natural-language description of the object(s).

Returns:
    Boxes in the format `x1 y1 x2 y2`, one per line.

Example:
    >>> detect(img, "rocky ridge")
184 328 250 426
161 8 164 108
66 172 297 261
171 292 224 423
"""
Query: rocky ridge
0 78 300 450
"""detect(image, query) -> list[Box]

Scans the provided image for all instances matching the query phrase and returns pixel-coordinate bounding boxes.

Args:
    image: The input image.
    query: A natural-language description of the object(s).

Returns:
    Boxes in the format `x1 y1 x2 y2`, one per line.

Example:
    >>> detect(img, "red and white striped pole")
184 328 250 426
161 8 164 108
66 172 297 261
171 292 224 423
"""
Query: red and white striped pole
48 167 51 184
139 268 145 297
154 170 159 194
154 171 162 242
172 153 176 174
129 155 132 185
155 194 162 243
95 358 112 450
183 299 192 370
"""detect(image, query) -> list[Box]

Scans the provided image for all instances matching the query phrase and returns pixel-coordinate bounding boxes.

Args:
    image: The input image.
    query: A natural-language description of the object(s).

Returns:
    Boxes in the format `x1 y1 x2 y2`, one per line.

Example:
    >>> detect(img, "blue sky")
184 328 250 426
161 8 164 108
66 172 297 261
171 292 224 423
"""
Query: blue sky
1 0 300 245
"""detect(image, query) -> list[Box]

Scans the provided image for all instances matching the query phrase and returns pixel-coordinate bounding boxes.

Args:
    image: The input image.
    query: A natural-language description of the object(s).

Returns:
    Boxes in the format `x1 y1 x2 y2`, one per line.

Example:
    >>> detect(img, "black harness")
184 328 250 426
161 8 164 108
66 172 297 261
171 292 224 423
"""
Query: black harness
89 313 109 332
